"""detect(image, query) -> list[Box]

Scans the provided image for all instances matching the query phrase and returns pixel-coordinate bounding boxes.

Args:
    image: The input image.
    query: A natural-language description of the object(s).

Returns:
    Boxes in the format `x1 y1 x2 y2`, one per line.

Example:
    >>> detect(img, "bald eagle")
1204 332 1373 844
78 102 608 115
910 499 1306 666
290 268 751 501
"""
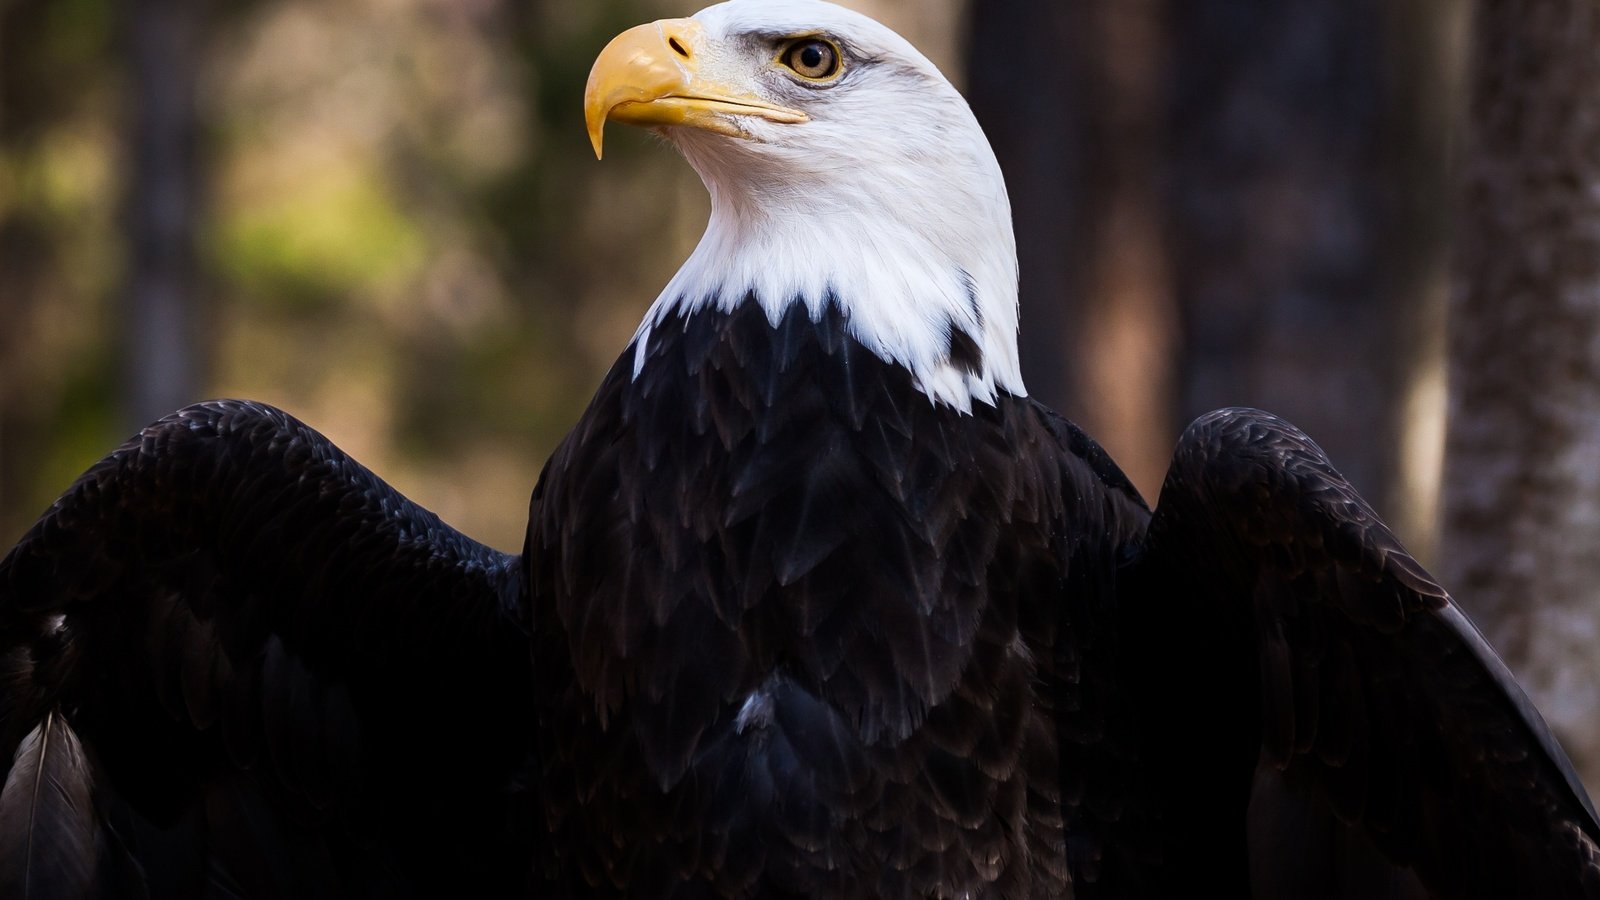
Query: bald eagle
0 1 1595 898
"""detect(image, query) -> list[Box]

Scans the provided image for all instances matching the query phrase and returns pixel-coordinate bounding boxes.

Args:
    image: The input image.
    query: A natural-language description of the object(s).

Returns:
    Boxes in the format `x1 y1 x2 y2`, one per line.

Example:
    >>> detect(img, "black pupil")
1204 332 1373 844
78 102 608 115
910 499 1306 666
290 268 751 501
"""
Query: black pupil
800 43 826 72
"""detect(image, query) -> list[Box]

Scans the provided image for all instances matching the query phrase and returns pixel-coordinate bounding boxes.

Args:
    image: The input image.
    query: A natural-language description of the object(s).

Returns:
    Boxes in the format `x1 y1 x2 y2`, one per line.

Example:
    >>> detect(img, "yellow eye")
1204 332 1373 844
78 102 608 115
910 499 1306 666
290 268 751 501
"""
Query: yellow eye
781 38 842 81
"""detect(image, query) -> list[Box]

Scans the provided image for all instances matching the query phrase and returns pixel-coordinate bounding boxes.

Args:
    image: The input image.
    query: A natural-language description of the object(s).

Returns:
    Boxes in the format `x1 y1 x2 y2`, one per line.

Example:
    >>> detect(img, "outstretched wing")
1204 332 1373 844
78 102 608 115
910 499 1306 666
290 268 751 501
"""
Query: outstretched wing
1127 407 1600 900
0 400 533 899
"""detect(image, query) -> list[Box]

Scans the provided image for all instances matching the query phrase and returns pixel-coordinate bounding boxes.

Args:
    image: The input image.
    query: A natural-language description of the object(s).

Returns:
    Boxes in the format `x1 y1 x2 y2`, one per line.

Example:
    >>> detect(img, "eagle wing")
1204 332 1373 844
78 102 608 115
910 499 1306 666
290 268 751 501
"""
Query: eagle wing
0 400 533 899
1127 407 1600 899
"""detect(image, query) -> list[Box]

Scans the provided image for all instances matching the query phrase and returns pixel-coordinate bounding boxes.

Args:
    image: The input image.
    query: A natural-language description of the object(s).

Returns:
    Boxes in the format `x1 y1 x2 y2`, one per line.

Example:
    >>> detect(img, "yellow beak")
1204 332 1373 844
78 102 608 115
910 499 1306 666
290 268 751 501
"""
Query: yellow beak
584 18 808 159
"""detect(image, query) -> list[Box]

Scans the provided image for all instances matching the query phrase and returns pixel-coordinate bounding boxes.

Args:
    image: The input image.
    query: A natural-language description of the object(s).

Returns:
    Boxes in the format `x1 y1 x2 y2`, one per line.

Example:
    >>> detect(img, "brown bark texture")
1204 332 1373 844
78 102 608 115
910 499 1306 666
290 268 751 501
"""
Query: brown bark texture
1442 0 1600 794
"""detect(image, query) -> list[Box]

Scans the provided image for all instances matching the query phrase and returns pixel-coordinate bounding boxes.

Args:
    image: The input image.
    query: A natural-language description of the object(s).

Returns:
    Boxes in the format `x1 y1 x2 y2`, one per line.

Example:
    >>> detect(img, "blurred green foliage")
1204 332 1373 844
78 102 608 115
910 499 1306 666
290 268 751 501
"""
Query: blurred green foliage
0 0 720 549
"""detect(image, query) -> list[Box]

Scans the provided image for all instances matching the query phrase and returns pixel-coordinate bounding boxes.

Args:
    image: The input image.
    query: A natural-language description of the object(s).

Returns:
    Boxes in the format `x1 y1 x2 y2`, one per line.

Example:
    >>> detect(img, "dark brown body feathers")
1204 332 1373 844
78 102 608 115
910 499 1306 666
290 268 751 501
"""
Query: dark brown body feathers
0 303 1594 898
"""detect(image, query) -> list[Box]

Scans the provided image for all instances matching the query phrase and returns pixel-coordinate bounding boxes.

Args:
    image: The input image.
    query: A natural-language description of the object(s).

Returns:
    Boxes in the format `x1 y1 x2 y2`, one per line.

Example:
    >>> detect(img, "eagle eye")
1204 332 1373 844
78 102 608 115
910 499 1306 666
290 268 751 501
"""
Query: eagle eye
780 38 842 81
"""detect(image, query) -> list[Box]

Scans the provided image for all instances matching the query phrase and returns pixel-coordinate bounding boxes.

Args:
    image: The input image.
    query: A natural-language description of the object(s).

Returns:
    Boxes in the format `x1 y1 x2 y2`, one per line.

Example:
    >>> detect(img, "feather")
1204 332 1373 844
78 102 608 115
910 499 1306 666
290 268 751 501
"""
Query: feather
0 711 100 900
0 399 532 894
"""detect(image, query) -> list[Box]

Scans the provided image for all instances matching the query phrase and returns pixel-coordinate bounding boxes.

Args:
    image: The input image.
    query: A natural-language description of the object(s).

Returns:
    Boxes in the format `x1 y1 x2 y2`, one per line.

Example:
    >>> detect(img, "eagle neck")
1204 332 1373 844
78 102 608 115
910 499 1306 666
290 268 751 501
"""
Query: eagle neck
629 167 1025 414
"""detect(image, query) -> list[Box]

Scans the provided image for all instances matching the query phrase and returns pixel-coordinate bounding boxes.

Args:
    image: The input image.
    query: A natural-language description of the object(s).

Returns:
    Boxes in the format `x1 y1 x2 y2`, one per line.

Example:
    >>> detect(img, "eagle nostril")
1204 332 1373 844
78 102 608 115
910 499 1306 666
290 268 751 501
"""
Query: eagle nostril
668 36 690 58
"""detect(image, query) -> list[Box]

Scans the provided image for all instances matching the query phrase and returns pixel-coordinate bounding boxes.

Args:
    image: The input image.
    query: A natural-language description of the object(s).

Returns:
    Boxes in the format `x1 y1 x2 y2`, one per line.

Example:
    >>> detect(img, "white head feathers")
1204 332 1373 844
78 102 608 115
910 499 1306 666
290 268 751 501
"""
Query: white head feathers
630 0 1024 411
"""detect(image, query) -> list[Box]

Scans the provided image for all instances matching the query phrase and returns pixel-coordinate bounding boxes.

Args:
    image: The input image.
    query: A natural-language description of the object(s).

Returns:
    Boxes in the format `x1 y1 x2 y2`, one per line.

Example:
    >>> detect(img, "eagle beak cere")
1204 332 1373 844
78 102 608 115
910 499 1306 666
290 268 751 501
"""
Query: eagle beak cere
584 19 809 160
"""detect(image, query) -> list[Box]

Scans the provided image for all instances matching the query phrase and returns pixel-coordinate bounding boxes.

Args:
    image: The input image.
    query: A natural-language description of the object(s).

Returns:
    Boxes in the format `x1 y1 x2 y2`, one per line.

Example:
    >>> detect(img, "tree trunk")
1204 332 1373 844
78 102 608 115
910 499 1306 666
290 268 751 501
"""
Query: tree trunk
1441 0 1600 794
968 0 1452 515
123 0 204 429
966 0 1177 498
1162 0 1451 543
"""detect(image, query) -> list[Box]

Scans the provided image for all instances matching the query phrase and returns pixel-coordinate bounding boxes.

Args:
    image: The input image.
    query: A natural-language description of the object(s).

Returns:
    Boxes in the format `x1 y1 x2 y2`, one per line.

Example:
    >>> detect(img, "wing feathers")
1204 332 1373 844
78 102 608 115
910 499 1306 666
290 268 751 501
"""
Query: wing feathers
0 400 532 895
1140 406 1600 898
0 711 99 900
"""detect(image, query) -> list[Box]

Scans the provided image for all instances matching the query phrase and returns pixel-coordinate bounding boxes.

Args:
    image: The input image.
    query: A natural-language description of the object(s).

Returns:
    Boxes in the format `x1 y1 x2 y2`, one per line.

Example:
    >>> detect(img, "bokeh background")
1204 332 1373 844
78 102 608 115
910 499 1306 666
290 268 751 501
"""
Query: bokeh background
3 0 1599 792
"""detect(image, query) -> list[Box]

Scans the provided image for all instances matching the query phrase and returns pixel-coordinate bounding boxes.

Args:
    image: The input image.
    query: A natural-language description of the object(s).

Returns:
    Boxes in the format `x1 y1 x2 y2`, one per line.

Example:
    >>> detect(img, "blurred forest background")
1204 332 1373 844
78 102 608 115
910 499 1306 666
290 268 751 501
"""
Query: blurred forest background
3 0 1600 791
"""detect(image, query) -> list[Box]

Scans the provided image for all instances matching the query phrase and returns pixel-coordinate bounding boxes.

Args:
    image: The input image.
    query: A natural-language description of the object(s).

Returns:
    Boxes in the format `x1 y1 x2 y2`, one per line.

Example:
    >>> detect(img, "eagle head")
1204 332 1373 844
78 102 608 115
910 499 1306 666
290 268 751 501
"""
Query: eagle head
586 0 1023 411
